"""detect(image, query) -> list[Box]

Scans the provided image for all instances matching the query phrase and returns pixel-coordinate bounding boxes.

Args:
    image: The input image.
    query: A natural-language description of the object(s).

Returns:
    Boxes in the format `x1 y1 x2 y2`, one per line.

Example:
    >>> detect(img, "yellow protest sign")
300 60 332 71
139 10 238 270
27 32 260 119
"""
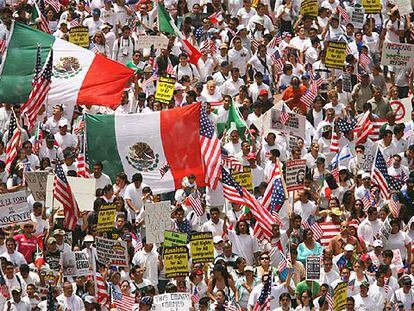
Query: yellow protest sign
68 26 90 48
163 246 189 278
155 77 175 104
334 282 347 311
190 232 214 263
164 231 188 247
324 42 347 69
96 204 116 232
361 0 381 13
231 166 253 192
300 0 319 17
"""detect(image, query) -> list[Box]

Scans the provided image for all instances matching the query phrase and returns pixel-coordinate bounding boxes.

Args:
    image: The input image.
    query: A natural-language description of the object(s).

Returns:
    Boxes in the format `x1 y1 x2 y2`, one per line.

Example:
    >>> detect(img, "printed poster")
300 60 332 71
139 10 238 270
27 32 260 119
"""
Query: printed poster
325 42 347 69
285 159 306 192
190 232 214 263
163 246 189 278
96 237 129 267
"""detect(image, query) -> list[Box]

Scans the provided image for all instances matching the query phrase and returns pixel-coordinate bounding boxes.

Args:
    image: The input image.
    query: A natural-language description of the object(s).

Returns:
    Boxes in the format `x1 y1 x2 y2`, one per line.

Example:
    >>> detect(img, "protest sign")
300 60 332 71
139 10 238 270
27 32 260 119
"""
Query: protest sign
46 175 96 211
269 108 306 138
342 73 352 93
396 0 413 15
163 246 189 278
68 26 90 48
392 249 404 272
325 42 347 69
334 282 348 311
155 77 175 104
390 97 413 123
381 42 414 68
164 231 187 247
190 232 214 263
351 6 365 29
153 293 191 311
0 191 30 227
306 256 321 280
96 204 116 233
136 35 169 50
24 171 48 201
285 160 306 192
96 237 129 267
62 251 89 277
145 201 172 244
379 217 392 241
361 0 381 13
231 166 253 192
300 0 318 17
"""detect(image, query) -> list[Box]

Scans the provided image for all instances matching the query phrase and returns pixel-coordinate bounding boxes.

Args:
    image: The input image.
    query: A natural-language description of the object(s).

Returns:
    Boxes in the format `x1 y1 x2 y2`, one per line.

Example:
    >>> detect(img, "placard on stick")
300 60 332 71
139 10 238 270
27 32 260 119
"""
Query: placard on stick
190 232 214 263
306 256 321 280
324 42 347 69
163 246 189 278
145 201 171 244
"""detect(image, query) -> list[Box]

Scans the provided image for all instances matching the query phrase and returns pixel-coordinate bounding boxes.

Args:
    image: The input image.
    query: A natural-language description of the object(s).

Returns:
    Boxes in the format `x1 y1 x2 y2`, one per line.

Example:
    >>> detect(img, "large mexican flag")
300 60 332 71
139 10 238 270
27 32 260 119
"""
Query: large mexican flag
85 104 206 194
0 22 133 108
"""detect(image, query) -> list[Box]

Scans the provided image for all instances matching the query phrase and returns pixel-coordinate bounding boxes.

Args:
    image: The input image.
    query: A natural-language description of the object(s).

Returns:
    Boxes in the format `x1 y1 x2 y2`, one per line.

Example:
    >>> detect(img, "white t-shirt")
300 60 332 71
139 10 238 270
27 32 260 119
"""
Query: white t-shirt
384 231 411 260
124 183 147 221
93 173 112 190
227 230 260 265
293 200 317 220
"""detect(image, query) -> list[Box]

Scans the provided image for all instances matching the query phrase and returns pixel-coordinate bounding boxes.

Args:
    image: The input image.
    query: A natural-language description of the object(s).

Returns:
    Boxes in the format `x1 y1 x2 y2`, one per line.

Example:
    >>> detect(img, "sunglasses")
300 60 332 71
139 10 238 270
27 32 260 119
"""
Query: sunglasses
260 257 270 260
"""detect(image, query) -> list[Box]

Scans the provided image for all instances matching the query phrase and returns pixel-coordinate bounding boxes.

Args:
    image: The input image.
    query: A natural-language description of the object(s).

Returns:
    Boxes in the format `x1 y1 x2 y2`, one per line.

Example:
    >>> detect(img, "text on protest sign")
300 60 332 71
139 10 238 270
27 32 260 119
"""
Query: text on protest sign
0 191 30 227
351 6 365 29
334 282 348 310
190 232 214 263
231 166 253 193
163 246 189 278
396 0 413 16
324 42 347 69
96 204 116 233
68 26 90 48
136 35 169 50
24 171 48 201
152 293 191 311
155 77 176 104
285 159 306 192
361 0 381 13
300 0 319 17
145 201 171 244
164 231 187 247
381 43 414 68
306 256 321 280
270 109 306 138
96 237 129 267
62 251 89 277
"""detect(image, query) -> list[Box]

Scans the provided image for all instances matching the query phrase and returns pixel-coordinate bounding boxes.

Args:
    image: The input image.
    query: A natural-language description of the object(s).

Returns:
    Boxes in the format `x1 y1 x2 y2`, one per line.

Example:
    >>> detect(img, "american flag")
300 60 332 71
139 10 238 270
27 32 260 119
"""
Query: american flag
389 193 401 218
134 231 143 252
188 191 204 216
53 162 81 230
73 115 85 136
128 16 140 33
191 286 200 304
32 123 44 154
330 131 340 153
253 275 272 311
221 148 243 172
208 11 224 24
302 215 323 241
96 272 109 307
251 38 260 51
361 190 375 211
372 148 404 199
354 111 373 144
359 53 371 68
113 292 136 311
335 118 356 133
261 164 284 219
325 291 334 311
222 168 277 241
77 134 90 178
141 74 158 87
280 105 289 125
200 107 221 189
0 39 6 54
159 161 170 178
5 113 22 173
200 39 217 55
21 48 53 131
36 1 50 33
300 75 324 108
166 63 176 76
337 5 350 24
45 0 61 12
225 302 240 311
32 45 42 87
90 42 100 54
69 18 81 28
267 34 282 49
346 44 353 56
270 50 284 74
370 117 387 141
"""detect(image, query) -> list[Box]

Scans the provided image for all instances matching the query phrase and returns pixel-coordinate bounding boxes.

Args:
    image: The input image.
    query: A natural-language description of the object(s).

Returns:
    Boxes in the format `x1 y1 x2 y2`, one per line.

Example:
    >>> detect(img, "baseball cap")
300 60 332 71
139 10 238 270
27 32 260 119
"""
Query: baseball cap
92 8 101 15
219 43 228 49
246 153 256 160
373 240 384 248
236 24 247 32
401 276 412 285
213 236 224 244
84 295 97 303
360 280 370 287
84 235 95 242
11 286 21 293
258 89 269 96
344 244 354 251
53 229 65 236
138 92 146 100
330 208 342 216
58 119 68 127
47 237 57 244
140 296 153 305
362 172 371 179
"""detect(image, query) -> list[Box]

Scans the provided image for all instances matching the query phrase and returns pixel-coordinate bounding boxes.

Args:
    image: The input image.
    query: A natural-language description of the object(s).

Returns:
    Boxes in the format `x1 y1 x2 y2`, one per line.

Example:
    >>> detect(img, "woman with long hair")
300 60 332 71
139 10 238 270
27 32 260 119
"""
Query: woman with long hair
207 264 238 303
295 289 314 310
297 229 323 265
91 31 110 56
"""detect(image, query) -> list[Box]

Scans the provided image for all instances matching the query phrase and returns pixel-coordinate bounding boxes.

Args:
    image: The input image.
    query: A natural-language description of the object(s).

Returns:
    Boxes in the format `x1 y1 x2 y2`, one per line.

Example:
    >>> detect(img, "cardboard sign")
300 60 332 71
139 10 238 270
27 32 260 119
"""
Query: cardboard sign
153 293 191 311
190 232 214 263
325 42 347 69
334 282 348 311
96 204 116 233
163 246 189 278
0 191 30 227
269 109 306 138
361 0 381 13
164 231 187 247
300 0 318 17
381 42 414 68
285 159 306 192
24 171 48 201
351 6 365 29
231 166 253 193
68 26 90 48
390 97 413 123
145 201 171 244
136 35 169 50
62 251 89 277
396 0 413 16
96 237 129 267
46 175 96 211
306 256 321 280
155 77 175 104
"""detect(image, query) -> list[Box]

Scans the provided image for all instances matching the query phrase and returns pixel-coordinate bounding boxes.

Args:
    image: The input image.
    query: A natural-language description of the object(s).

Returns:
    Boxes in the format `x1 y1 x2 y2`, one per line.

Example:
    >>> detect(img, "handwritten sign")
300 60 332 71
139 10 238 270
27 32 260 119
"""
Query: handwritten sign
396 0 413 16
269 109 306 138
163 246 189 278
381 42 414 68
24 171 48 201
145 201 171 244
306 256 321 280
153 293 191 311
68 26 90 48
300 0 318 17
285 159 306 192
231 166 253 193
96 237 129 267
325 41 347 69
62 251 89 277
351 6 365 29
96 204 116 233
155 77 175 104
190 232 214 263
136 35 169 50
361 0 381 13
164 231 187 247
0 191 30 227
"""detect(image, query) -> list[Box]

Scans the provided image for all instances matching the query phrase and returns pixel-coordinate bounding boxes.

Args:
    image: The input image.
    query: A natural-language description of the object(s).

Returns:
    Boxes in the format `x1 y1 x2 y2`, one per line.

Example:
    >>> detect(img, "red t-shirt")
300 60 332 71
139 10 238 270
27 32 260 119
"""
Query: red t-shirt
281 85 308 115
14 234 38 263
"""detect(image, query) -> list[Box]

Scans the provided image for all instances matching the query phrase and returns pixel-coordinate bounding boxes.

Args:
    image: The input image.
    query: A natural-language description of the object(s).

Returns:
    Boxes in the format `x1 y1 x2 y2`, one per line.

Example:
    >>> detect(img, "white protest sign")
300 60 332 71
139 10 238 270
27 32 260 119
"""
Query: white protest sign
152 293 191 311
0 191 31 227
145 201 171 244
396 0 413 16
390 97 413 123
351 6 365 28
61 251 89 277
381 43 414 68
95 237 129 267
285 160 306 192
267 108 306 138
45 175 96 211
306 256 321 280
136 35 169 50
24 171 48 201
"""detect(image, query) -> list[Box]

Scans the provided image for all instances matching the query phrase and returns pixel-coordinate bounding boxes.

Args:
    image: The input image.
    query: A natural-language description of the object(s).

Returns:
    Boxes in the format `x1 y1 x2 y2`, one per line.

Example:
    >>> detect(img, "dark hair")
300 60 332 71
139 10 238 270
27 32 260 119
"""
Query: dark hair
235 220 249 235
93 161 103 169
210 207 220 214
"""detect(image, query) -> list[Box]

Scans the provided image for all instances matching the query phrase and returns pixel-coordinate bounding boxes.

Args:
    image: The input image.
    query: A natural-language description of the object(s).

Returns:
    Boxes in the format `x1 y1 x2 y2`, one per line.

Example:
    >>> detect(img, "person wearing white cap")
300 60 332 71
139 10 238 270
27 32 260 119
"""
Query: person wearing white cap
56 281 85 311
45 105 69 135
354 172 372 200
4 286 31 311
332 244 355 271
54 119 78 151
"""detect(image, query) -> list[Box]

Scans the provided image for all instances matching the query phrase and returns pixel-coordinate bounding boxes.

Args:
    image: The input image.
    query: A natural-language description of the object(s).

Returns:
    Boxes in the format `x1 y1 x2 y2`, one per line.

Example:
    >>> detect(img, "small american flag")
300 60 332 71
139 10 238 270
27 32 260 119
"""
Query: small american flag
166 63 176 76
5 113 22 173
346 44 353 56
208 11 224 24
96 272 109 307
335 118 356 133
141 74 158 87
188 191 204 216
113 293 136 311
267 34 282 49
0 272 9 299
69 18 81 28
191 286 200 304
90 42 100 54
134 231 143 252
359 53 371 68
221 148 243 172
73 115 85 136
77 134 90 178
369 117 387 141
300 75 324 108
302 215 323 241
251 38 260 51
200 39 217 55
36 1 51 33
45 0 61 12
253 275 272 311
389 193 401 218
0 39 6 54
325 291 334 310
361 190 375 211
280 105 289 125
354 111 373 144
337 5 350 24
225 302 240 311
200 107 221 189
270 50 284 74
330 131 339 153
53 162 81 230
159 161 170 178
262 163 284 219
